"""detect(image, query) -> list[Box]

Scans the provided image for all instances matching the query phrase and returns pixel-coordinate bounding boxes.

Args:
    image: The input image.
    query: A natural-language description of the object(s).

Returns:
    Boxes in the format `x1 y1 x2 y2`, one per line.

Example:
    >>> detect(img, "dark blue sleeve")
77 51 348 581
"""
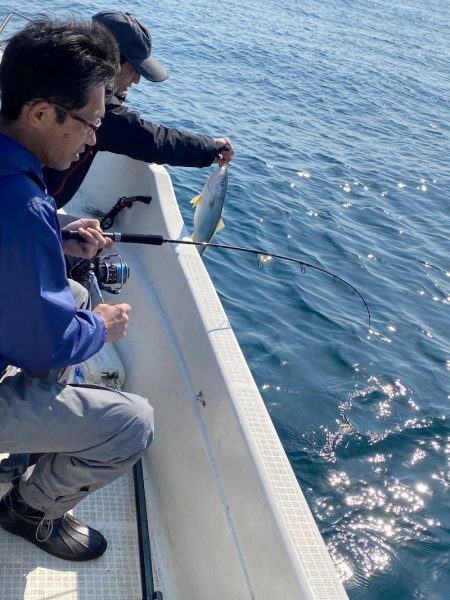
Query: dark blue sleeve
96 104 220 167
0 197 106 371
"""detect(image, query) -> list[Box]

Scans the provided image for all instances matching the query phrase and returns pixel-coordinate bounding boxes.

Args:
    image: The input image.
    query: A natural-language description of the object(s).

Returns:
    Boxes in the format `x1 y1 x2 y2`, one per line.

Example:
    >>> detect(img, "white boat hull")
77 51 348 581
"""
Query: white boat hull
63 153 348 599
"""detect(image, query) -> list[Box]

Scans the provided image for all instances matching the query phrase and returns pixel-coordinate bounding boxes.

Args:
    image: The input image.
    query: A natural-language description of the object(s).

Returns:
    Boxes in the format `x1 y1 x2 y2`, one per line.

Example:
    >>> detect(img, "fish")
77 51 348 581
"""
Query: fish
190 164 228 256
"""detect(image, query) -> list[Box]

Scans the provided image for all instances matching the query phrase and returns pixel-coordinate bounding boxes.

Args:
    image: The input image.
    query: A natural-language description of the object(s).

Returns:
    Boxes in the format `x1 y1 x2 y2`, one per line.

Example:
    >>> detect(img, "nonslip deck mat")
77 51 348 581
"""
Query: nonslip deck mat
0 471 142 600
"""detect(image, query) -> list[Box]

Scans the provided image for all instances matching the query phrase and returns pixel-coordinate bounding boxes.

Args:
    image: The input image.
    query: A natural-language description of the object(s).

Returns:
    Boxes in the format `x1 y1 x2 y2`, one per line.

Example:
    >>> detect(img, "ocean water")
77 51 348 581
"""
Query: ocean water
3 0 450 597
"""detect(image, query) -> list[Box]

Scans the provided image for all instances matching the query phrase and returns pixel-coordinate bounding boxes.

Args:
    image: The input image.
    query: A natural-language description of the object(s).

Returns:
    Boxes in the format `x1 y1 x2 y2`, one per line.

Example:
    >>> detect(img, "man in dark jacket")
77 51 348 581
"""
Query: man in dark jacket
43 11 234 208
0 18 154 561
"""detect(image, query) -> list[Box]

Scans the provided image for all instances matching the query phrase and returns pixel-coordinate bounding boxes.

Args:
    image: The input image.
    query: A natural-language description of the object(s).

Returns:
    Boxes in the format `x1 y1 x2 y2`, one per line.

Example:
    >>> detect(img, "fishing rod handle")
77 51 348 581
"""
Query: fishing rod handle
61 230 164 245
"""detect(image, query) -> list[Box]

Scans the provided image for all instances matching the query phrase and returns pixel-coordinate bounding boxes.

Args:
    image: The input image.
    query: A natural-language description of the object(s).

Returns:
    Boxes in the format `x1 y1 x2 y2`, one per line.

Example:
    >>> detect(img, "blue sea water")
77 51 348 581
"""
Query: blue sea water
3 0 450 597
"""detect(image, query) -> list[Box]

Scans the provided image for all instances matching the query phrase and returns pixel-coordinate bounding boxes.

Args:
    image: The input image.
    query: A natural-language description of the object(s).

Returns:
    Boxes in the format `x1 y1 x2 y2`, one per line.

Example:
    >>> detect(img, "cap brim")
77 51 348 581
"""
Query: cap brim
129 55 169 83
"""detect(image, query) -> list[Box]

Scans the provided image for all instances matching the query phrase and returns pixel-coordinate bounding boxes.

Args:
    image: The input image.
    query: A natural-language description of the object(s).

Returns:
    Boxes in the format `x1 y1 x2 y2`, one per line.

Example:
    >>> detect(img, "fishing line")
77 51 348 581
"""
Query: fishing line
62 230 371 329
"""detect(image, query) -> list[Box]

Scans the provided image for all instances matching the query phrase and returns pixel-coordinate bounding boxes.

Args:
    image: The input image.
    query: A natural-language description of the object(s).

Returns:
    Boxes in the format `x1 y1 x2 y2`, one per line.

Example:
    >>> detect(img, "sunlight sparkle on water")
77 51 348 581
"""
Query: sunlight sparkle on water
368 453 387 464
367 329 392 343
329 471 351 488
430 439 441 451
415 483 431 495
351 516 395 539
257 254 273 265
387 480 425 512
333 555 354 584
369 376 408 400
345 486 386 509
377 400 391 417
408 398 420 411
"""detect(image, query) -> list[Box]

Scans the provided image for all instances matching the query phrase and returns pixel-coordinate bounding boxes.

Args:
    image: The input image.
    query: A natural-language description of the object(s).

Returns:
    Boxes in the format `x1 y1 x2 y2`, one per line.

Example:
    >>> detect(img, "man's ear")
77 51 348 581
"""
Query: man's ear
24 101 54 130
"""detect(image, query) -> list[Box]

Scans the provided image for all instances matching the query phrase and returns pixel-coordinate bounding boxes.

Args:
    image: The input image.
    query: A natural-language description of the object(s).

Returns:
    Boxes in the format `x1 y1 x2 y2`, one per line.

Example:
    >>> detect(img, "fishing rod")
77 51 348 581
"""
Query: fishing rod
62 229 371 329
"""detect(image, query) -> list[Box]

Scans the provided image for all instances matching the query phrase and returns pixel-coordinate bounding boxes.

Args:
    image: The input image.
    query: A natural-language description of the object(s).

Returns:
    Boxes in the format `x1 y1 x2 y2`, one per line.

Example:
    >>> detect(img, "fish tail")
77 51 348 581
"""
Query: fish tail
214 218 225 234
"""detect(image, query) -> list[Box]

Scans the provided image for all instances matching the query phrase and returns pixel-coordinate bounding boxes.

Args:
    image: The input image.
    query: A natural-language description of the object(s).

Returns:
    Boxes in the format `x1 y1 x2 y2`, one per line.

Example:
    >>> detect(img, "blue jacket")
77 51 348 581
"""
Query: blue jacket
0 133 106 373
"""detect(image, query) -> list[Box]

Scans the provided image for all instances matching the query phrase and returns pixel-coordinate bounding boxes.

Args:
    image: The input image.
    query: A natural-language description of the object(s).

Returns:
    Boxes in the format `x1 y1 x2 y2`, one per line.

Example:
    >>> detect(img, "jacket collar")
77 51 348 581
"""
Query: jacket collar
0 133 46 191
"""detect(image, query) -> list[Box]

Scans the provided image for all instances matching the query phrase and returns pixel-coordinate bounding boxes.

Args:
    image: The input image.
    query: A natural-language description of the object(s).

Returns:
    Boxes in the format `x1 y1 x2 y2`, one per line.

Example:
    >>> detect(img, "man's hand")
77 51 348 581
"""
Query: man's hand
213 138 235 164
93 303 131 342
62 218 113 259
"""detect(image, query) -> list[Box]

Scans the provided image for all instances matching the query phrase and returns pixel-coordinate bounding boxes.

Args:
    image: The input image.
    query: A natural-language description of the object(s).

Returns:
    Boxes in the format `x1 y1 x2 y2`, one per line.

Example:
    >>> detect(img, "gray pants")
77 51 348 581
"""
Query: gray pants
0 281 154 519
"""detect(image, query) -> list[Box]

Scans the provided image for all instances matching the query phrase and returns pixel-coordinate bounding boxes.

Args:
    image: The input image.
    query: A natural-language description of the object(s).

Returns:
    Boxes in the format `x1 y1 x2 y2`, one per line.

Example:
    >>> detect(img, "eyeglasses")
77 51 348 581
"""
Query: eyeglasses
50 102 102 136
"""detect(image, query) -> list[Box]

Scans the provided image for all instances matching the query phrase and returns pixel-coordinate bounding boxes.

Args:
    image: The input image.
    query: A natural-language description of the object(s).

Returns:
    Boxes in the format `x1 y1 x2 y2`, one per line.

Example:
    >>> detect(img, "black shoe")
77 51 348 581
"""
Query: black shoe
0 485 107 561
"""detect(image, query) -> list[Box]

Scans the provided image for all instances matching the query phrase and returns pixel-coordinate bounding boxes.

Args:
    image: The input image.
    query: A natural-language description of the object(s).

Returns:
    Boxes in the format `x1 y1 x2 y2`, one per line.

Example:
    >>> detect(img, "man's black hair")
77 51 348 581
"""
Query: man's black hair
0 18 119 122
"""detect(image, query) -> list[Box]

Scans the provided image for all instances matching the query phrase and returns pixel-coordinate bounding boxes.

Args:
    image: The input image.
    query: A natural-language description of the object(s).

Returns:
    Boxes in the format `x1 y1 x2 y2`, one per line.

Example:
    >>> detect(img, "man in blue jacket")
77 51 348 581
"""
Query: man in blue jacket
43 11 234 208
0 18 154 561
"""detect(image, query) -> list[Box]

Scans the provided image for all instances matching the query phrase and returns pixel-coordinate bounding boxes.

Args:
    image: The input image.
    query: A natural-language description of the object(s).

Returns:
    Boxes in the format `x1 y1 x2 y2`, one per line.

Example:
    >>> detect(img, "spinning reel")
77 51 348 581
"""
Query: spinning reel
69 253 130 295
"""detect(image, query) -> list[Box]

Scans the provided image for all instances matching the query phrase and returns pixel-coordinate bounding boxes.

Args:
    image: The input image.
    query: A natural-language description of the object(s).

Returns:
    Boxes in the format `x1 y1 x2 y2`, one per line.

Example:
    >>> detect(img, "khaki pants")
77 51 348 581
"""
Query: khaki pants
0 281 154 519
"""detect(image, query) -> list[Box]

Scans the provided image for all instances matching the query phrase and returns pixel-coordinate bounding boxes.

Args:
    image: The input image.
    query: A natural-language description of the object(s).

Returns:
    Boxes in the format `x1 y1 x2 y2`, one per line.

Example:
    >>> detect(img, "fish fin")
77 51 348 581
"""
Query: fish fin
214 218 225 234
191 232 196 241
190 194 201 207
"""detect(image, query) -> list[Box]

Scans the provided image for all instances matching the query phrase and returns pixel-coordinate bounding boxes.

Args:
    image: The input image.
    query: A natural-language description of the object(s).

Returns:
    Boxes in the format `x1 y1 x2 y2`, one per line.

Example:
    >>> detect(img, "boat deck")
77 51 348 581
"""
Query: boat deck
0 470 142 600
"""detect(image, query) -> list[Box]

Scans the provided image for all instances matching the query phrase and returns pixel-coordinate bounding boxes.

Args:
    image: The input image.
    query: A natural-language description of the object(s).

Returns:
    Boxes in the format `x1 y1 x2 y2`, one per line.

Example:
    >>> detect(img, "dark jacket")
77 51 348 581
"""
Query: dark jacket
43 97 220 208
0 133 106 373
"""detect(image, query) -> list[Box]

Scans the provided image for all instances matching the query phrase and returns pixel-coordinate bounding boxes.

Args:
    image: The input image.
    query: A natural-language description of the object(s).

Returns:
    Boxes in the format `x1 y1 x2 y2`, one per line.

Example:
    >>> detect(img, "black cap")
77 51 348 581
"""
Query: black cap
93 11 168 83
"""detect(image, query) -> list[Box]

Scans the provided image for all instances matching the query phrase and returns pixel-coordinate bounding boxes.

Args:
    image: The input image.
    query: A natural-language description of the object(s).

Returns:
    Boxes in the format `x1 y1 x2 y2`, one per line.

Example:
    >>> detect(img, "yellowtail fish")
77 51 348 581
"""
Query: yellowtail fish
190 164 228 256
